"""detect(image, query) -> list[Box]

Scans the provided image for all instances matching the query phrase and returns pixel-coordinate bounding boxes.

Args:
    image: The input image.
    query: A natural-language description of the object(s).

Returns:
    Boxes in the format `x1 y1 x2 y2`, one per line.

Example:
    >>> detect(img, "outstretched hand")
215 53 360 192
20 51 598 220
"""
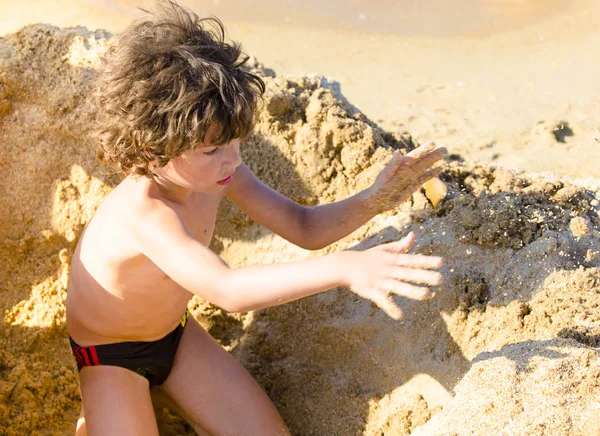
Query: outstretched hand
344 232 443 320
367 143 447 214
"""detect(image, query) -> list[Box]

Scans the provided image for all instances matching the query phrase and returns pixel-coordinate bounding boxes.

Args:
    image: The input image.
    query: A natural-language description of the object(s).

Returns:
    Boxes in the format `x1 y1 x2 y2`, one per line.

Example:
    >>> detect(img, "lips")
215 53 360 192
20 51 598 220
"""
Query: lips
217 175 233 185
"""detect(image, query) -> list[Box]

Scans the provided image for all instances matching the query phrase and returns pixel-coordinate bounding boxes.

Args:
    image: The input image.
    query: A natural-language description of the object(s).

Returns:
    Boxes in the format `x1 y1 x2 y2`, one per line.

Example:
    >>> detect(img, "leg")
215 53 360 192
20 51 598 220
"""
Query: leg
159 317 290 436
75 386 191 436
75 407 86 436
79 365 159 436
151 387 212 436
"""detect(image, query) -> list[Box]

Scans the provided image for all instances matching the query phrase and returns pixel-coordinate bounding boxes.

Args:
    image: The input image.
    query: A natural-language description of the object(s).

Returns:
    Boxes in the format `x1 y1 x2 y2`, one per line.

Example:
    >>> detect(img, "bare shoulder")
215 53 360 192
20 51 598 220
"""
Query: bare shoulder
87 175 188 257
124 175 176 214
120 177 189 243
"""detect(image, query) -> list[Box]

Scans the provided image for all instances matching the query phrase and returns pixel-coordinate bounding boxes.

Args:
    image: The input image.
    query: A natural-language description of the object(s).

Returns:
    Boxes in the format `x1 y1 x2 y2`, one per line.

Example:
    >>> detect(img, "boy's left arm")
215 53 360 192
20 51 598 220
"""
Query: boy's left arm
226 144 446 250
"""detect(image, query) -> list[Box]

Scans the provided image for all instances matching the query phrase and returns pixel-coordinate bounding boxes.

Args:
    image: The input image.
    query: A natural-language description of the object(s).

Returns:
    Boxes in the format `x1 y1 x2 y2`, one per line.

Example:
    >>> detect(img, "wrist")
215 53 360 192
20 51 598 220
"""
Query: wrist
332 251 355 288
360 185 383 216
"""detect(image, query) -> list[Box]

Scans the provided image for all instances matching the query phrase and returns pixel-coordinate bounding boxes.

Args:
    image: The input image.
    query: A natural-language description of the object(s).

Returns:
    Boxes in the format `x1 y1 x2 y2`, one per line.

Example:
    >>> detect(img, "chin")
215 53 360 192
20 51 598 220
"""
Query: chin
193 183 224 194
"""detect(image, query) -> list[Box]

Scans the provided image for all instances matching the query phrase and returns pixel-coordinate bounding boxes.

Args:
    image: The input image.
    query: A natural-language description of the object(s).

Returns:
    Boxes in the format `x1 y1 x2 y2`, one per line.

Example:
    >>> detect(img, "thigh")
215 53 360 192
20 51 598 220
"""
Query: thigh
79 365 159 436
160 317 290 436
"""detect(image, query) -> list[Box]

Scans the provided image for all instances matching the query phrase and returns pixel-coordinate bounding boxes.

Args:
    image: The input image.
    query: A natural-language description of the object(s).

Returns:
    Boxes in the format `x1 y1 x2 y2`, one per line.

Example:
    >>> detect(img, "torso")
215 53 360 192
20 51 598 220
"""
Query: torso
66 175 223 346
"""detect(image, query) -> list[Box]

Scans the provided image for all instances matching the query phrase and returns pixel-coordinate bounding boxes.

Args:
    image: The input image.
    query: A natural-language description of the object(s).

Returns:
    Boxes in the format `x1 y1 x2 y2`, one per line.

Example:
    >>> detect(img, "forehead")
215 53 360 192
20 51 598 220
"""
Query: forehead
199 123 224 147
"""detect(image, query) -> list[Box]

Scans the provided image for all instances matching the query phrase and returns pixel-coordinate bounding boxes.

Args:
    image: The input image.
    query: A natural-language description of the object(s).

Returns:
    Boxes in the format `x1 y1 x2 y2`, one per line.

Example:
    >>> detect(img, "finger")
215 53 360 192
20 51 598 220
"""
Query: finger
406 143 447 160
386 150 411 173
390 267 443 286
382 280 436 301
412 148 447 173
418 167 444 185
380 232 415 253
394 253 443 269
370 292 403 320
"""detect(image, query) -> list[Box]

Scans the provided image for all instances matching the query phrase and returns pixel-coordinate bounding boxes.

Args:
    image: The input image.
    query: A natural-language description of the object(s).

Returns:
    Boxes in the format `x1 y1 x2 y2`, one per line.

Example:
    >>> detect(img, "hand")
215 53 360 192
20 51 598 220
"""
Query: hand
367 143 447 214
343 232 443 320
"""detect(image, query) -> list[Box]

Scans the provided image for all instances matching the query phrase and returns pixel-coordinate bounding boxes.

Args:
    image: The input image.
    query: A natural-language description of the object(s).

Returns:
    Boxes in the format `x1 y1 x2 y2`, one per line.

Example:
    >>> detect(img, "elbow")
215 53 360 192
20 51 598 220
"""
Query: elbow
199 266 248 313
212 281 251 313
213 289 261 313
217 297 248 314
295 208 329 251
211 290 245 313
296 240 328 251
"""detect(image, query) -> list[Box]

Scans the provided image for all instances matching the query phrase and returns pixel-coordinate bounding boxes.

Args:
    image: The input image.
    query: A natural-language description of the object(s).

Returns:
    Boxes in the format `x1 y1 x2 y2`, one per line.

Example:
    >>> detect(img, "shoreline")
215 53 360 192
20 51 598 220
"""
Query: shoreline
1 0 599 178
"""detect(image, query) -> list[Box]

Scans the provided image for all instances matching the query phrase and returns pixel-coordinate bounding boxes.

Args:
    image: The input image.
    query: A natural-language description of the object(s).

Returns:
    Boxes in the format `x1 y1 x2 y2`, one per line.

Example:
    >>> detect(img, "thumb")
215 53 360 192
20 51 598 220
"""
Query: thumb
383 232 416 253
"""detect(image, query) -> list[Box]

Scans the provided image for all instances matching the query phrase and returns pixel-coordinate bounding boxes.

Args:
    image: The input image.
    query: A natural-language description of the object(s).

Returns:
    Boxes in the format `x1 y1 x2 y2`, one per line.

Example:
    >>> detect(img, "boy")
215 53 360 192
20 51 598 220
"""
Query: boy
66 1 446 435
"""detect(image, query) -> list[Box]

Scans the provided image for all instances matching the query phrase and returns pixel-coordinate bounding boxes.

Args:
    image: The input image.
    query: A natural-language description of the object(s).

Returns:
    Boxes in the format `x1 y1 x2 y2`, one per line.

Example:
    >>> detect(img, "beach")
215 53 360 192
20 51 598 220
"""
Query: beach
0 1 599 434
2 0 600 178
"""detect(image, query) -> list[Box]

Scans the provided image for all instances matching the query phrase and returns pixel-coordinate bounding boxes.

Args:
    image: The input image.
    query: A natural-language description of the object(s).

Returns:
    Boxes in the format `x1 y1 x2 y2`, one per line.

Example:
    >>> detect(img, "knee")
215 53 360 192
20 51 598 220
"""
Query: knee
75 408 87 436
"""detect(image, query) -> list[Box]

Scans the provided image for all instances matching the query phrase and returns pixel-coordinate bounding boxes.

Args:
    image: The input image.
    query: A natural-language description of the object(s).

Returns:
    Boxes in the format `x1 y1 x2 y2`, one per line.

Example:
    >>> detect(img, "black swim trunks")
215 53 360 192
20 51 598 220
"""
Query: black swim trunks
69 311 189 387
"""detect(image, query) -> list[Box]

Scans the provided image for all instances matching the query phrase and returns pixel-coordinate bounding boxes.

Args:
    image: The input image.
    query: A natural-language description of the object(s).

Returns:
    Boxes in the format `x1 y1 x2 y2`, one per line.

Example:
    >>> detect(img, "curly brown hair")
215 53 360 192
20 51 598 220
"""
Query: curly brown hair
94 1 265 175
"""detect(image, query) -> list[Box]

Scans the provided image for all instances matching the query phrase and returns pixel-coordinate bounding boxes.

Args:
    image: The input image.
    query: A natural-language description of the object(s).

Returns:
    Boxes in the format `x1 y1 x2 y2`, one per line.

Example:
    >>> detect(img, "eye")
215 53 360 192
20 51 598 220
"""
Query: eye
203 147 219 156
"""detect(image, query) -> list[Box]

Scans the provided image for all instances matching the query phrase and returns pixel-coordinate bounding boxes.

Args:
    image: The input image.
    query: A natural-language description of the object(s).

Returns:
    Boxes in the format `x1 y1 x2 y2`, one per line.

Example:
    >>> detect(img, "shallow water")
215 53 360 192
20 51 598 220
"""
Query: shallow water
0 0 576 37
187 0 574 36
2 0 598 180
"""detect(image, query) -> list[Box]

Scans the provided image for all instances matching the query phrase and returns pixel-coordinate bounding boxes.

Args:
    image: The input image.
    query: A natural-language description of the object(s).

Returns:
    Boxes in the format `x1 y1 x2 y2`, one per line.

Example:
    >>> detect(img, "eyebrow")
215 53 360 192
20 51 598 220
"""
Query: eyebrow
195 143 218 149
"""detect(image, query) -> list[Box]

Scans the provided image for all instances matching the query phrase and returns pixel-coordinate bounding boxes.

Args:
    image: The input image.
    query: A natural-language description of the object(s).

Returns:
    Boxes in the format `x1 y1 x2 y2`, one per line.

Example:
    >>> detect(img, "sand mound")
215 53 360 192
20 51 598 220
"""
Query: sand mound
1 25 599 436
412 338 600 436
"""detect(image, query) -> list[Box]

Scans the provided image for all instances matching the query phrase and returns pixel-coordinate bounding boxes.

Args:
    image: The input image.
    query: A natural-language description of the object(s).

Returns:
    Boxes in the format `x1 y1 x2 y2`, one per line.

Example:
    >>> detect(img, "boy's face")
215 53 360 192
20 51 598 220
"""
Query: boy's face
157 128 242 194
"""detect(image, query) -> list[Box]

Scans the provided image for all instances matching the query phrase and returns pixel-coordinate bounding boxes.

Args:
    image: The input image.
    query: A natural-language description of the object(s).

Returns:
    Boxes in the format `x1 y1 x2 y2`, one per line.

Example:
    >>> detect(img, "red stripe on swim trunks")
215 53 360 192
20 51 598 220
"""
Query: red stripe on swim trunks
73 347 83 365
80 348 92 366
89 346 100 366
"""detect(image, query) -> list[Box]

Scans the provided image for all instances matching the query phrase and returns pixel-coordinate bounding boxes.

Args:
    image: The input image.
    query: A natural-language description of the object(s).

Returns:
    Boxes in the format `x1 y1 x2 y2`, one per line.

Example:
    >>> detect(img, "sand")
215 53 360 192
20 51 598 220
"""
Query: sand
1 19 599 436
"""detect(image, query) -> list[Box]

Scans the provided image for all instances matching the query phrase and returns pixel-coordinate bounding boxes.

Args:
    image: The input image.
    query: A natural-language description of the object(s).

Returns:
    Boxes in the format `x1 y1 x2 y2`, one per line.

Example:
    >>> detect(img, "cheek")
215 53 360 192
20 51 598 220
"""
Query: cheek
178 155 219 181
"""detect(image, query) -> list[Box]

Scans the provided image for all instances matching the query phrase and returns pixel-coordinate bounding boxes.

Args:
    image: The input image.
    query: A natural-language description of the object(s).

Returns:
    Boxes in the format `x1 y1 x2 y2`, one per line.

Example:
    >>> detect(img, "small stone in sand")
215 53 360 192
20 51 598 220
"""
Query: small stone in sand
569 216 592 238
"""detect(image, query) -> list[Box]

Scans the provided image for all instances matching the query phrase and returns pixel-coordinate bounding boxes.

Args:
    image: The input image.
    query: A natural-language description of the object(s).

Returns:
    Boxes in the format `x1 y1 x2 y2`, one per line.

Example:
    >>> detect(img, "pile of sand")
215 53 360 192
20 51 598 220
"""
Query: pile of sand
0 25 598 436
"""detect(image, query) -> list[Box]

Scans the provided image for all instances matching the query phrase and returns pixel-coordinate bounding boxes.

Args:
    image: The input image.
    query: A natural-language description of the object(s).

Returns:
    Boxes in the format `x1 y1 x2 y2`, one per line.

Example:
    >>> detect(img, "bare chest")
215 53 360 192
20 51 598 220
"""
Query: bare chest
67 192 225 343
176 192 222 245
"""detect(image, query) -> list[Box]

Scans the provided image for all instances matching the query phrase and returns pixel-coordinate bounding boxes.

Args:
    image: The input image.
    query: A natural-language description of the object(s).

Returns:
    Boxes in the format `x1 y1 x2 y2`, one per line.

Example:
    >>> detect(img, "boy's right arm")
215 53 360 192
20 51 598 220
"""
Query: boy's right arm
134 204 442 319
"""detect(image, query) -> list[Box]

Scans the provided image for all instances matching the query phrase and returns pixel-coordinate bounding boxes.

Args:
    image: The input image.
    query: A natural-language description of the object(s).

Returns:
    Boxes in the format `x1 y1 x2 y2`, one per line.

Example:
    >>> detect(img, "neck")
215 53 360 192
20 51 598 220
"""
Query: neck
150 173 193 204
